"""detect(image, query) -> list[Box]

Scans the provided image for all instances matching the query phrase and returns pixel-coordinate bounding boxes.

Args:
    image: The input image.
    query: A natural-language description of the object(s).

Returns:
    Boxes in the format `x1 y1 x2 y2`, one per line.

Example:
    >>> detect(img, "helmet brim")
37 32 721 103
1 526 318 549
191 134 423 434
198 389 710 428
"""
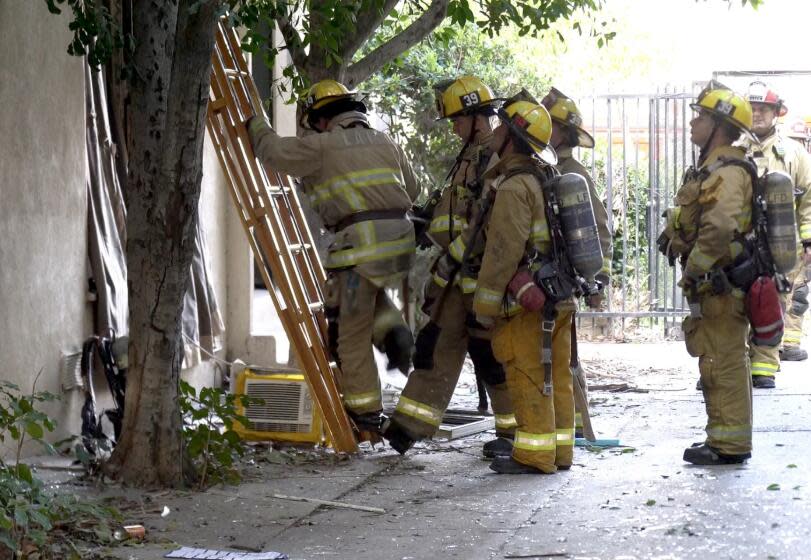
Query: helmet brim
524 138 557 165
551 116 594 149
575 128 595 149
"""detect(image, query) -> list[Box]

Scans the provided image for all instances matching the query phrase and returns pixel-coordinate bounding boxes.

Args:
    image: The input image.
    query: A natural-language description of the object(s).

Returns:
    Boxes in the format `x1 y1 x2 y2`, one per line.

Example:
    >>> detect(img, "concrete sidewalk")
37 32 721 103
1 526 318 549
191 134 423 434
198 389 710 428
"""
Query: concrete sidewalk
93 341 810 560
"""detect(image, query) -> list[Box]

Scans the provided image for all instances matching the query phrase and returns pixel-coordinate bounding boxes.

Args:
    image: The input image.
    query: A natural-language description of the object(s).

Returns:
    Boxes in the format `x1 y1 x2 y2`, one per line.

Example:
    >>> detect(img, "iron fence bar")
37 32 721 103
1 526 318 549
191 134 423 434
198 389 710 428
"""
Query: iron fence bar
663 91 670 321
635 97 641 313
605 97 614 330
646 92 658 320
621 97 628 327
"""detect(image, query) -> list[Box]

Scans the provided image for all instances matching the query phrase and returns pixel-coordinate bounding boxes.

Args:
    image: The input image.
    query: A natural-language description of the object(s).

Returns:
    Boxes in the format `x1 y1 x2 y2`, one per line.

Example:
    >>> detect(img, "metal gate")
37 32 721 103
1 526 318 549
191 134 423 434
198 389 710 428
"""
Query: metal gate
574 88 698 337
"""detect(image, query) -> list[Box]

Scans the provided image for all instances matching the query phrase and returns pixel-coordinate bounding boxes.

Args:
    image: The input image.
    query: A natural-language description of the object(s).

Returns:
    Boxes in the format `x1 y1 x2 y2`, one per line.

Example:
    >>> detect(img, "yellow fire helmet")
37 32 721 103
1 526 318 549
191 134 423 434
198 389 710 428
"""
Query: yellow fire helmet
500 100 557 165
301 79 359 114
435 75 498 120
542 87 595 149
690 81 754 140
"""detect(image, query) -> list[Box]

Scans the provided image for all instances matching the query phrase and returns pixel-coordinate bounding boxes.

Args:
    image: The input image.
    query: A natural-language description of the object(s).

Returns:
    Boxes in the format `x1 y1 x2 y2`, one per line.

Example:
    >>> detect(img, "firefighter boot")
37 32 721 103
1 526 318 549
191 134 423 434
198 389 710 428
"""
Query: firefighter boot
349 411 387 433
489 457 549 474
683 443 751 465
382 419 416 455
482 437 513 459
780 347 808 362
382 325 414 375
752 375 776 389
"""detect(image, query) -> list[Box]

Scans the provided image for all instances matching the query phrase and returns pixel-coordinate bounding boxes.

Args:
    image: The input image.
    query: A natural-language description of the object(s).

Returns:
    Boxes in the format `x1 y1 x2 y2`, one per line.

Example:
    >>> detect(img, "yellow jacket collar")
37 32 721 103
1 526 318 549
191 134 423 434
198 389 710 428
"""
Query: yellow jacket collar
701 145 747 169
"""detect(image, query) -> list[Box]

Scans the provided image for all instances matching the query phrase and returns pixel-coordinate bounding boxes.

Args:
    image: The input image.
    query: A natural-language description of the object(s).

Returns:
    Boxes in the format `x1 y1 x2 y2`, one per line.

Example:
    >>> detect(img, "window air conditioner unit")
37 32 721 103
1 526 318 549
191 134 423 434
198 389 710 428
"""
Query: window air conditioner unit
233 368 324 444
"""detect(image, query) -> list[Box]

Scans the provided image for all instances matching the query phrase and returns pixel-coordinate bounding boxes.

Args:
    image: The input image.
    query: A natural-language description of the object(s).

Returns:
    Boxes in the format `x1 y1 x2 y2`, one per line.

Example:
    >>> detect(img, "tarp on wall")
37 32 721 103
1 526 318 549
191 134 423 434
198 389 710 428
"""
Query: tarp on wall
85 60 224 364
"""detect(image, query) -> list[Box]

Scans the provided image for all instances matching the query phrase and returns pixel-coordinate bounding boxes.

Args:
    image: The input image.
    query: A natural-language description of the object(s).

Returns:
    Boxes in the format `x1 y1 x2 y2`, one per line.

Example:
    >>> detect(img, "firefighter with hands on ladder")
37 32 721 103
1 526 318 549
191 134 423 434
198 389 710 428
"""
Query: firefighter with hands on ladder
542 87 613 439
659 82 760 465
247 79 419 433
740 81 811 385
473 98 605 474
383 76 518 458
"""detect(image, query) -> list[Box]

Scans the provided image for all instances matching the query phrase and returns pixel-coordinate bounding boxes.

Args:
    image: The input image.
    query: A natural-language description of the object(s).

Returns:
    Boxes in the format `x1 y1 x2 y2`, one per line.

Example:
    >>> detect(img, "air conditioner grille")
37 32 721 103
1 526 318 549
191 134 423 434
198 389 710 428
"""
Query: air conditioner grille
250 421 311 433
244 379 313 425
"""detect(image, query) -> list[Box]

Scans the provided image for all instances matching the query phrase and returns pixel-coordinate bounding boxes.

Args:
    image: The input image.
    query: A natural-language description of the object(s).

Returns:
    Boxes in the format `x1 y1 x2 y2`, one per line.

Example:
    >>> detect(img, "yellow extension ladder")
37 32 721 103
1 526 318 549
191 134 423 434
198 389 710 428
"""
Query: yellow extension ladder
206 19 358 453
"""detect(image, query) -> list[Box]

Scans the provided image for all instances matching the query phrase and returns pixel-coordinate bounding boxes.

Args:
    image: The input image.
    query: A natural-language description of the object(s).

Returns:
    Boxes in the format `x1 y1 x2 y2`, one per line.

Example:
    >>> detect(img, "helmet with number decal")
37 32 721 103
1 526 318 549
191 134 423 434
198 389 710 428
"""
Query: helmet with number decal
498 100 557 165
541 87 595 148
435 76 498 120
300 79 366 129
690 81 753 137
746 81 787 117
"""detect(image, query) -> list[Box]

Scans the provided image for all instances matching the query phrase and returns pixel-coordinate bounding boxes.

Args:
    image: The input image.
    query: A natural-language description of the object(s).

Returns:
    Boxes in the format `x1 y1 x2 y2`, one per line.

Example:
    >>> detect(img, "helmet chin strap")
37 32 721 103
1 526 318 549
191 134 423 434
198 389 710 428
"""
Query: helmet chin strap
698 123 719 167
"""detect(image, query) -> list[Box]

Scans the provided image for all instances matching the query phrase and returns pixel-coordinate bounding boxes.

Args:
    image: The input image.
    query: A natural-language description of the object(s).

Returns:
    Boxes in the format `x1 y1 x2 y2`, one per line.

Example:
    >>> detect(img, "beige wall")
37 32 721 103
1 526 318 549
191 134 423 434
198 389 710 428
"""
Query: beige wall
0 4 296 457
0 1 91 446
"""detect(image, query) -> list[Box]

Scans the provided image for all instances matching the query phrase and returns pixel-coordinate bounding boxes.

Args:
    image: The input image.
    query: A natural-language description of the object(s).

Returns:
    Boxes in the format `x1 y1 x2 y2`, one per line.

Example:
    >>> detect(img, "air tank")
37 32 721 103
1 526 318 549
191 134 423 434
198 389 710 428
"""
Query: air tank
547 173 604 280
762 171 797 274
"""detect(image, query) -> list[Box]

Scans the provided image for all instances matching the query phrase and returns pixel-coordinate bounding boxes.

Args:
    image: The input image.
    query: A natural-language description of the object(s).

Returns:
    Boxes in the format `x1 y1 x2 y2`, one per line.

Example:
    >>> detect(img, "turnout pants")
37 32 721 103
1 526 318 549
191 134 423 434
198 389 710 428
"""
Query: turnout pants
683 291 752 456
491 309 575 473
750 263 809 378
391 288 515 439
328 270 406 415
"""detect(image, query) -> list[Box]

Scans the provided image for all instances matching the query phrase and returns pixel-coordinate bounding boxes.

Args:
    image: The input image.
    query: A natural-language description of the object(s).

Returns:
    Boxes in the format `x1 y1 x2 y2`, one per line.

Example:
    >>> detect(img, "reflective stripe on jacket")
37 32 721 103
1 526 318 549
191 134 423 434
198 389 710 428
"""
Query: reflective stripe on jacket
741 131 811 243
249 112 419 284
473 154 553 317
428 134 497 293
673 145 753 281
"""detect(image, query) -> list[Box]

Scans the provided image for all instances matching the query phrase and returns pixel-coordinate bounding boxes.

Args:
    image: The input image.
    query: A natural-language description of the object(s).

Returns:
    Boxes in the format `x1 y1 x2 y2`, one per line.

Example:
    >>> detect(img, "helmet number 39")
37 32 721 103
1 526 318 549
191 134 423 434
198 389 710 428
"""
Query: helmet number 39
461 92 480 107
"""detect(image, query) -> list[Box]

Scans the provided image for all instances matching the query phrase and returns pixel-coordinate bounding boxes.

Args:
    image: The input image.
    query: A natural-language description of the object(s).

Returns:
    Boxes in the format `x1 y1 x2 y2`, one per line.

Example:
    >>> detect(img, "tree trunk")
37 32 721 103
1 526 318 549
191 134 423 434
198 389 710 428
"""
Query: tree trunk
106 0 219 488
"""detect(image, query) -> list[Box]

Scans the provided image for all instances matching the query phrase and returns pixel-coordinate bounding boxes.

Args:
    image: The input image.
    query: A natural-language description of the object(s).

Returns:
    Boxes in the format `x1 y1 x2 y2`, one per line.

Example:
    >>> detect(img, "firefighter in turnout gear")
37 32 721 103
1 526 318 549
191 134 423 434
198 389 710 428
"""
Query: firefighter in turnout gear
542 87 613 437
473 99 590 475
384 76 518 457
659 82 755 465
741 82 811 384
248 79 419 432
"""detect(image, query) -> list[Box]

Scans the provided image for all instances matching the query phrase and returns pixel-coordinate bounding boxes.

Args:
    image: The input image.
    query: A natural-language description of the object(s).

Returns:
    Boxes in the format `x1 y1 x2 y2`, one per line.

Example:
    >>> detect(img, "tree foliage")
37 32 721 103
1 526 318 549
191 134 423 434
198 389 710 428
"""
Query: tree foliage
364 24 554 195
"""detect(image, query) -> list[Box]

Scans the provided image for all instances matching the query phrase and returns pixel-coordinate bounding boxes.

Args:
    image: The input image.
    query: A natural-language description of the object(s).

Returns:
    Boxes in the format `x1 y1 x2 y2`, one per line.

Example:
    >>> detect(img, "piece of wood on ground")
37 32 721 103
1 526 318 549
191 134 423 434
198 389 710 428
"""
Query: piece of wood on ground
270 493 385 514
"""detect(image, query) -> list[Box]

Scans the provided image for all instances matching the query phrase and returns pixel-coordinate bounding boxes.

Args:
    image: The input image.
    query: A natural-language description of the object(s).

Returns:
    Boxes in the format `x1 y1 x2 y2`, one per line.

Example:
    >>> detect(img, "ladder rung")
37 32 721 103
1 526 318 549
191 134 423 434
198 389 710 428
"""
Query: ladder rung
225 69 250 78
288 243 311 253
267 186 292 195
209 97 227 112
308 302 324 312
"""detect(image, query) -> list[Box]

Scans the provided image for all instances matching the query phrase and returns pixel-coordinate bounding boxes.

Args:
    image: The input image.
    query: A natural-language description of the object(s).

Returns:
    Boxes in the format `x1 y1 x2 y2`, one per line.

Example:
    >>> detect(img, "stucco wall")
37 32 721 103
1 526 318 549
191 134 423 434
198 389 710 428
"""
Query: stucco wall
0 1 91 445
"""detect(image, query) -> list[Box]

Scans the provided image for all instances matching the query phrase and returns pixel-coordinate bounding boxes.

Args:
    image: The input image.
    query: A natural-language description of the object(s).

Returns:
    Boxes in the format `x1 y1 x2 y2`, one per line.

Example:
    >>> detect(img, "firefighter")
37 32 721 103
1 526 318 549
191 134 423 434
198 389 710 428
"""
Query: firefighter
741 82 811 386
659 82 754 465
472 99 587 475
247 79 419 432
383 76 517 457
542 88 613 437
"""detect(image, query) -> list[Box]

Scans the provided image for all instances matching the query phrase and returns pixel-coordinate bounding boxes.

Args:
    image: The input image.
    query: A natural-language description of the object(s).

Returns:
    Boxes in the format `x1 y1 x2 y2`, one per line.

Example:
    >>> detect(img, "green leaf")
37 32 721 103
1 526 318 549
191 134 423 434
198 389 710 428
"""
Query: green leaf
787 464 797 468
15 463 33 484
25 421 44 440
645 499 656 506
767 483 781 491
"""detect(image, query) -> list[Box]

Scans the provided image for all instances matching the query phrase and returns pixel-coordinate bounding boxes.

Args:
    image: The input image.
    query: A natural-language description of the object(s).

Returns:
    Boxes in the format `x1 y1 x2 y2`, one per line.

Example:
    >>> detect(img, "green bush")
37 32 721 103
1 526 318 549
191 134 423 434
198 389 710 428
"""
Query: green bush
0 380 116 557
179 380 256 489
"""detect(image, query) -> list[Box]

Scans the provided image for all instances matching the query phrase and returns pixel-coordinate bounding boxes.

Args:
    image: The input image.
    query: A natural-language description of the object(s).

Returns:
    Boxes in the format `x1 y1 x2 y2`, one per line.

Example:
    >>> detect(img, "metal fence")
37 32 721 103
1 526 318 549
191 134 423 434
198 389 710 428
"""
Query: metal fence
574 89 698 337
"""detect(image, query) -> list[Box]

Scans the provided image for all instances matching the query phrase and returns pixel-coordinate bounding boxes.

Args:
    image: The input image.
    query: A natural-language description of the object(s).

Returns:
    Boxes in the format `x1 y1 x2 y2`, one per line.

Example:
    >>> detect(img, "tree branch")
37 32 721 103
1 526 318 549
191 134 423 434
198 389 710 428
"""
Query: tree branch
276 11 307 70
340 0 399 62
344 0 449 89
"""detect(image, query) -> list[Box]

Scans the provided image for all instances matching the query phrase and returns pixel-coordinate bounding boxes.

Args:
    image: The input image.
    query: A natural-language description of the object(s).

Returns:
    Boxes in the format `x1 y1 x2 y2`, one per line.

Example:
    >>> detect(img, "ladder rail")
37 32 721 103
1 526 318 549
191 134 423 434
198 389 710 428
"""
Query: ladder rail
207 19 357 453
